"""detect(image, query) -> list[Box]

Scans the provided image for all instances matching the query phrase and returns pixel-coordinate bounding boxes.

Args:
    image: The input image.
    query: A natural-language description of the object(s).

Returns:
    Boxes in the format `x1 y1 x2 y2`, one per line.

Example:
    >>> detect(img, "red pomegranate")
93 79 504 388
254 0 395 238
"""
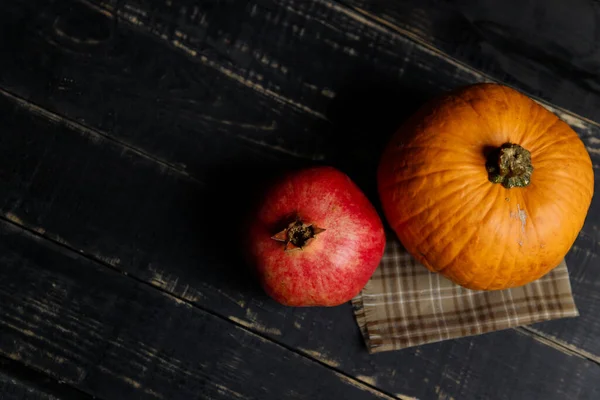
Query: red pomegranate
245 166 386 307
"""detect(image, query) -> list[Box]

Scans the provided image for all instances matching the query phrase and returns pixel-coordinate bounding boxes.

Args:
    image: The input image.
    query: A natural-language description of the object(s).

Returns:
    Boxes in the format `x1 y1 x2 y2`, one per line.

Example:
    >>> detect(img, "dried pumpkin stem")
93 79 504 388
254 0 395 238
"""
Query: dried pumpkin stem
271 218 326 251
487 143 533 188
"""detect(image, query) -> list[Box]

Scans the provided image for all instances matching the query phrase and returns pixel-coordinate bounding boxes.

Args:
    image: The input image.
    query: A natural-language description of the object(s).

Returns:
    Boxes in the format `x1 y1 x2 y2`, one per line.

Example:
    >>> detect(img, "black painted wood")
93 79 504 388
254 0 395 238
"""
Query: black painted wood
0 65 598 399
0 0 326 178
340 0 600 124
3 0 599 358
0 356 89 400
75 0 600 361
1 0 599 398
0 219 394 400
0 374 57 400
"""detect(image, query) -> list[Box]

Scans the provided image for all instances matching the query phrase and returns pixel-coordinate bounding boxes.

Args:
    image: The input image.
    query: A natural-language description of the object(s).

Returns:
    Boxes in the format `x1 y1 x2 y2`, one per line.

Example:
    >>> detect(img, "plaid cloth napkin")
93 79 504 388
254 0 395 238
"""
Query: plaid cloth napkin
352 236 578 353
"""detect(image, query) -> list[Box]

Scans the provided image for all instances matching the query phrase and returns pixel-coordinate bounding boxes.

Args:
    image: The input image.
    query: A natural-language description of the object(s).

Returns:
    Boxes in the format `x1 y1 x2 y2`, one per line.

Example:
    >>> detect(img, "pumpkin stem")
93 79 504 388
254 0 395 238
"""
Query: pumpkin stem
487 143 533 188
271 218 326 251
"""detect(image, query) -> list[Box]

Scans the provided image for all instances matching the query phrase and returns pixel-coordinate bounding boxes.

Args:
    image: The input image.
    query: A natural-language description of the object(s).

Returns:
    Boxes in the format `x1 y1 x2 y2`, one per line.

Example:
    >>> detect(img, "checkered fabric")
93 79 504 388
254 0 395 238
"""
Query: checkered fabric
352 237 578 353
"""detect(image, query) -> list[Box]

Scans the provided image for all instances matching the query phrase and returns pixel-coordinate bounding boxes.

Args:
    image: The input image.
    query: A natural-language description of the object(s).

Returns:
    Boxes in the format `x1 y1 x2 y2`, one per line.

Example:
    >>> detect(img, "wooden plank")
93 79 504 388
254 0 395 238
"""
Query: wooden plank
0 72 599 400
0 375 57 400
3 0 598 194
0 219 394 400
338 0 600 124
0 356 90 400
0 0 326 180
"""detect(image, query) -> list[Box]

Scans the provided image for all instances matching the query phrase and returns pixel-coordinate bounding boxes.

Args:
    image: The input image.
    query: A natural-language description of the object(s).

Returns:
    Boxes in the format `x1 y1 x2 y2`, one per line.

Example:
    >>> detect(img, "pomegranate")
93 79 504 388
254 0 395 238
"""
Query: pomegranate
245 166 386 307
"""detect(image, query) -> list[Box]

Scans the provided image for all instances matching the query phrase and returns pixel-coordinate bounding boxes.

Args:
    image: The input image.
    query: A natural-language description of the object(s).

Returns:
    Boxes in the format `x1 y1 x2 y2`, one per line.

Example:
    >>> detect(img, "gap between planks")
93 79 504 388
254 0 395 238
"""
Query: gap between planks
0 215 398 400
76 0 329 122
331 0 600 131
0 352 94 400
0 88 198 183
77 0 600 152
516 327 600 366
85 0 600 133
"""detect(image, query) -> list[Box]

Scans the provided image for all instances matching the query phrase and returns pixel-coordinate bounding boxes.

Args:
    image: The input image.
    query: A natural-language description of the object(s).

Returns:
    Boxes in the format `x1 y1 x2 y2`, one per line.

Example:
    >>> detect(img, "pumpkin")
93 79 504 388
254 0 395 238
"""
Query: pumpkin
378 83 594 290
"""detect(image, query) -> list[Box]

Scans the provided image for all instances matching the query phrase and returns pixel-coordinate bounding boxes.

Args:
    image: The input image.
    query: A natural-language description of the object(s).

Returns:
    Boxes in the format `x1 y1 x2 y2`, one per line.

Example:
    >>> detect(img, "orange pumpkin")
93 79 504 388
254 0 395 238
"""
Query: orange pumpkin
378 83 594 290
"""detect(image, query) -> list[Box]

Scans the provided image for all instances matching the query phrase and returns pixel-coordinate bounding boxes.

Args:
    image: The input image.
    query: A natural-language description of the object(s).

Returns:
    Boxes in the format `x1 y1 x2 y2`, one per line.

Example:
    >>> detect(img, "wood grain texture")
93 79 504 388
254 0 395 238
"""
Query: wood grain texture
0 64 599 399
3 0 598 191
0 356 91 400
0 377 57 400
74 0 600 360
0 218 395 400
6 0 597 355
340 0 600 124
0 0 327 176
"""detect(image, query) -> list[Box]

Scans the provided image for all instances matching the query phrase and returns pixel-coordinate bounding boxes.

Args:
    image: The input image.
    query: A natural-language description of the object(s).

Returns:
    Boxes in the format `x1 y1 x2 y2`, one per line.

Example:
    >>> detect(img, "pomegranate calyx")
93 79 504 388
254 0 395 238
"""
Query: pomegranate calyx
271 218 326 251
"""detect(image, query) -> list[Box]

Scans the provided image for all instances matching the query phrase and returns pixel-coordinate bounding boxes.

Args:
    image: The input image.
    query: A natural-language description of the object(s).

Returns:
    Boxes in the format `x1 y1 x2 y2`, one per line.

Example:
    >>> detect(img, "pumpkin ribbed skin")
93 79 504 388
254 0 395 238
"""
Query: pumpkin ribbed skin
378 83 594 290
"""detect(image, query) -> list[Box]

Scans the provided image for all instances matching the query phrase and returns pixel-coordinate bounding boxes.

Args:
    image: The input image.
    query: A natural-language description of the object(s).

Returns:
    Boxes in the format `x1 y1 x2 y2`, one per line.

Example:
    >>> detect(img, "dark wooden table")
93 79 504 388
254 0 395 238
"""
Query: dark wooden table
0 0 598 399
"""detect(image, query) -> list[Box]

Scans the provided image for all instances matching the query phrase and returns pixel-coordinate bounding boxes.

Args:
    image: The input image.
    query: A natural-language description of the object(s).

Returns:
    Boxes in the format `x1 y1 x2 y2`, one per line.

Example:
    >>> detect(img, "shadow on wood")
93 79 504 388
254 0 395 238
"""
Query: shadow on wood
189 72 443 297
325 71 440 206
186 158 316 299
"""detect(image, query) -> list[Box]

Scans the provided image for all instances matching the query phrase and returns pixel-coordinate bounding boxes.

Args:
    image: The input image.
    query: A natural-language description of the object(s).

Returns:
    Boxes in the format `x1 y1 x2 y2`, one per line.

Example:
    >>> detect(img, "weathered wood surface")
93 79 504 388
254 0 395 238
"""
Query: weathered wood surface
0 374 58 400
341 0 600 124
0 0 599 399
0 218 397 400
1 31 600 400
0 97 597 400
0 356 84 400
73 0 600 359
6 0 600 351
